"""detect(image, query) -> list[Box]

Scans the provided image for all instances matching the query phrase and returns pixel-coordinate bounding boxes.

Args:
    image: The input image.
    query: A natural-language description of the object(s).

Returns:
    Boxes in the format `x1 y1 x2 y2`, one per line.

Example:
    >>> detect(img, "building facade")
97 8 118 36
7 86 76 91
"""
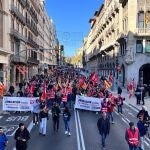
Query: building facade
0 0 12 85
83 0 150 88
8 0 58 84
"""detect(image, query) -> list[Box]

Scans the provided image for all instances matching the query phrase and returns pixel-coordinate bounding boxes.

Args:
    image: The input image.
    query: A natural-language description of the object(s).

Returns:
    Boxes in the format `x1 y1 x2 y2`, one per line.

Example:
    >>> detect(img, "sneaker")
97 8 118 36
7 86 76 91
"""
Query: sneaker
65 131 68 135
36 122 39 125
68 132 71 136
33 123 36 126
112 122 115 124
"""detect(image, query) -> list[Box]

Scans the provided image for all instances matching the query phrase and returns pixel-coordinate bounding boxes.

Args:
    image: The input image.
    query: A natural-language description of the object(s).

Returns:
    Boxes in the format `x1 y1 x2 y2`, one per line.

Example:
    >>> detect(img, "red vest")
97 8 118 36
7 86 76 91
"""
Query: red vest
62 89 68 102
47 89 55 99
127 128 139 146
101 102 108 112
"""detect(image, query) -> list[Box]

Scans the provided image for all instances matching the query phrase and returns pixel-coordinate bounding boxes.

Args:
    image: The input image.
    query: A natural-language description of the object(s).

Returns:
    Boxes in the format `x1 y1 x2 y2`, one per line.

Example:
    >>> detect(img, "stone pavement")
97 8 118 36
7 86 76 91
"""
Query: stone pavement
112 89 150 113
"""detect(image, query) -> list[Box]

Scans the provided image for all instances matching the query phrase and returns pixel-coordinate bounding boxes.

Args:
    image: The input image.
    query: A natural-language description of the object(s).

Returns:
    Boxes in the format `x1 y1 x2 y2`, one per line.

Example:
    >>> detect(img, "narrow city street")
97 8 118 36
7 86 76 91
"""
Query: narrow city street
2 104 149 150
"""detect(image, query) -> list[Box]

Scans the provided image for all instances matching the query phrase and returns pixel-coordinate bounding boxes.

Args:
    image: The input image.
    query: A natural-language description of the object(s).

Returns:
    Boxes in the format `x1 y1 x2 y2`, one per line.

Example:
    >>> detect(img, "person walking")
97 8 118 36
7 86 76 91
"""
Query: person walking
14 123 30 150
137 116 147 150
63 106 71 136
51 102 61 132
125 122 140 150
39 106 49 136
32 99 40 125
97 112 110 150
0 127 8 150
135 85 141 105
116 94 125 114
118 86 122 95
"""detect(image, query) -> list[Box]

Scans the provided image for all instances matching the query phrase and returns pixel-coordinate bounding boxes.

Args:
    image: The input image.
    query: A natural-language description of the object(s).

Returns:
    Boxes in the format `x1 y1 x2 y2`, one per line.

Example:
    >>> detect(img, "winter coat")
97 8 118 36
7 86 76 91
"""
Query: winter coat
51 106 61 119
97 117 110 135
137 120 147 137
63 111 71 121
14 128 30 150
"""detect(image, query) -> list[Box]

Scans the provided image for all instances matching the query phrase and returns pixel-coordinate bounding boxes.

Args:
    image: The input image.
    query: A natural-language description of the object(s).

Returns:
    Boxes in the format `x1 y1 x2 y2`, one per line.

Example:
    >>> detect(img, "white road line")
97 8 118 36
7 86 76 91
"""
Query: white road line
77 110 86 150
74 110 81 150
128 112 135 118
144 140 150 146
114 110 119 116
121 117 128 125
124 101 138 113
0 116 3 119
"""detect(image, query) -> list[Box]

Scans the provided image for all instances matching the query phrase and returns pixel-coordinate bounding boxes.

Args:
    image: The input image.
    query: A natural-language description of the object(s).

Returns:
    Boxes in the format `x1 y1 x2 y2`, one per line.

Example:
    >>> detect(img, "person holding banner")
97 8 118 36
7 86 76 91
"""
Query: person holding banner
97 112 110 150
39 106 49 136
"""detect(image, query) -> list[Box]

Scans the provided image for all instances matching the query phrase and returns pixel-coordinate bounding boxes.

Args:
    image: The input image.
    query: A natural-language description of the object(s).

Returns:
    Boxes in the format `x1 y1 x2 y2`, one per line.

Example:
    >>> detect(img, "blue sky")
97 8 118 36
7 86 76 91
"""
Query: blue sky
46 0 103 57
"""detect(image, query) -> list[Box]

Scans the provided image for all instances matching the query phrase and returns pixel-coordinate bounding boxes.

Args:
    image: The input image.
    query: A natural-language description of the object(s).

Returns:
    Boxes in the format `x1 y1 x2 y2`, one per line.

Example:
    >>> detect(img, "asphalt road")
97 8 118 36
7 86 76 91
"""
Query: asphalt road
1 103 150 150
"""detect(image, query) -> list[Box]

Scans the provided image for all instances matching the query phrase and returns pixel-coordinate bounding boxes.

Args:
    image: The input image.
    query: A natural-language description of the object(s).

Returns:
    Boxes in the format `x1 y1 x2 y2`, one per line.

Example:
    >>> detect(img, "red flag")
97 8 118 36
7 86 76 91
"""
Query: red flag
128 82 134 99
109 75 113 84
29 83 34 94
41 81 47 101
78 76 85 88
90 72 99 85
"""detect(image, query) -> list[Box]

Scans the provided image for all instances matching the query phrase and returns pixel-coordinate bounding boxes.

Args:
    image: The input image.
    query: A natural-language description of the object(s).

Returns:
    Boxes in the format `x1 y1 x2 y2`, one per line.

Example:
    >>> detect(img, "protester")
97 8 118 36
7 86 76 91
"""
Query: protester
32 99 40 125
101 98 108 113
125 122 140 150
51 102 61 132
63 106 71 136
135 85 141 105
8 83 15 96
0 127 8 150
118 86 122 95
14 123 30 150
39 106 49 136
116 94 125 114
97 112 110 150
137 116 147 150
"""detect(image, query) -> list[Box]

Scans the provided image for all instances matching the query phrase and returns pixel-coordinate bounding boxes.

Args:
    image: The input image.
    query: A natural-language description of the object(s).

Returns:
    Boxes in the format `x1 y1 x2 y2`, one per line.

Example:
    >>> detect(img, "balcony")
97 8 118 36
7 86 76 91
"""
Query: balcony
135 28 150 37
10 4 26 25
12 54 27 64
27 37 39 48
18 0 26 7
26 19 38 36
10 28 27 42
27 57 39 65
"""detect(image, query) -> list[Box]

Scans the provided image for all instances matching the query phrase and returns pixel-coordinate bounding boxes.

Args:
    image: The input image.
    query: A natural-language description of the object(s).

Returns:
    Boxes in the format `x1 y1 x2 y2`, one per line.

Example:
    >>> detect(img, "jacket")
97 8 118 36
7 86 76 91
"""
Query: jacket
0 133 8 150
39 110 49 121
51 106 61 119
97 117 110 135
137 120 147 137
63 111 71 121
14 128 30 146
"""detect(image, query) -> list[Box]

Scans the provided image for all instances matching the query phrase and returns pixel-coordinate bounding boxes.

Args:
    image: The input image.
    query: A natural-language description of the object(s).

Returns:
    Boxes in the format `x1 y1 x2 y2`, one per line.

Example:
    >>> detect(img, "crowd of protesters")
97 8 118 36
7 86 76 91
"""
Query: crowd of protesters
0 67 149 150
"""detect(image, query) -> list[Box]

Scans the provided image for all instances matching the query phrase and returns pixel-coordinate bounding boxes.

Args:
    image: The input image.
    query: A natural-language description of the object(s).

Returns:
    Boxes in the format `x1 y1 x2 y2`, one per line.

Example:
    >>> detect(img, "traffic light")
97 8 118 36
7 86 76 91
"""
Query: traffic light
145 11 149 27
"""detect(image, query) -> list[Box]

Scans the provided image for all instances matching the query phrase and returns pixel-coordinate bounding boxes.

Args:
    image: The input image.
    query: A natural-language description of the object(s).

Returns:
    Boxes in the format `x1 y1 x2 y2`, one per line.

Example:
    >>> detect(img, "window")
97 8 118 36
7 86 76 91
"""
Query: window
11 40 14 52
136 40 143 53
11 17 14 29
138 12 144 28
145 40 150 52
16 21 19 31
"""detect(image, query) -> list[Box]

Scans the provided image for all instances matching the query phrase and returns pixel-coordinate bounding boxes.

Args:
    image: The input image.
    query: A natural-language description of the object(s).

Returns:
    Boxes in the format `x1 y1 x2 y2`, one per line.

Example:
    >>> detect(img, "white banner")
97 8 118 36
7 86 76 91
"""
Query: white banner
75 95 102 111
3 97 39 111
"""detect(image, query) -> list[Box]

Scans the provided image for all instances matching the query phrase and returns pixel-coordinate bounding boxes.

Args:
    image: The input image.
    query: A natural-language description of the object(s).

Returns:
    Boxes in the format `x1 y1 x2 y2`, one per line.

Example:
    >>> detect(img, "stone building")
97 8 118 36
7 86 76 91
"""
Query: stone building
83 0 150 88
8 0 58 84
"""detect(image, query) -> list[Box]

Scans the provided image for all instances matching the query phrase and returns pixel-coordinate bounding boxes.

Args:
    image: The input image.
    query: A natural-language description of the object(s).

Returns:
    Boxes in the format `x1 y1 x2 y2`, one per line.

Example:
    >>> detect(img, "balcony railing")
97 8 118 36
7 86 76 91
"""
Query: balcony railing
13 54 26 63
27 37 39 48
136 28 150 36
18 0 26 7
10 28 27 42
10 4 26 25
26 19 38 36
27 57 39 64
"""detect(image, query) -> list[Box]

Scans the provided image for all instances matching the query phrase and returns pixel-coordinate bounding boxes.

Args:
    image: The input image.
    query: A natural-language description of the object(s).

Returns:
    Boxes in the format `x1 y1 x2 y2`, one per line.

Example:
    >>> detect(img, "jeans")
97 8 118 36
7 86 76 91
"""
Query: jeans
129 145 139 150
140 137 145 150
64 119 70 132
39 118 47 135
101 133 107 147
108 112 114 122
118 105 123 114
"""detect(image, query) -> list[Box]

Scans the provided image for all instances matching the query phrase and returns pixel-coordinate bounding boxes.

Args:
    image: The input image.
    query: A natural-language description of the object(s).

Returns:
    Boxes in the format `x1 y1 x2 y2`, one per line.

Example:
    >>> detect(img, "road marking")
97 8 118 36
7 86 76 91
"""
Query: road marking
121 117 128 125
124 101 138 113
128 112 135 118
0 116 3 119
74 110 81 150
77 111 86 150
144 140 150 146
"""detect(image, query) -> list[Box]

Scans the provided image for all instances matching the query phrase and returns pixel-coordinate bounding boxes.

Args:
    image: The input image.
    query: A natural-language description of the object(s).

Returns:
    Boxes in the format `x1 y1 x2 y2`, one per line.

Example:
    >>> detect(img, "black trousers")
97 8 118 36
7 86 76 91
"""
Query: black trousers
53 117 59 131
33 113 39 124
16 141 27 150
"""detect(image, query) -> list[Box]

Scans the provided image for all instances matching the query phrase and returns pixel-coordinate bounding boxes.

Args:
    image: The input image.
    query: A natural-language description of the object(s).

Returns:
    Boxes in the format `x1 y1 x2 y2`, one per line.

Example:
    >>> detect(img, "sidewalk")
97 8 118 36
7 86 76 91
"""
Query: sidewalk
112 89 150 113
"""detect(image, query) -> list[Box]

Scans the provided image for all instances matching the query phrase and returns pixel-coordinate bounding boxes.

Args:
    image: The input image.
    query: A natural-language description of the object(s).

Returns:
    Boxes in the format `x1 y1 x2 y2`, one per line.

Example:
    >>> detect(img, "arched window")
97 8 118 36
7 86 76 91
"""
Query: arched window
0 0 3 47
138 11 144 28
